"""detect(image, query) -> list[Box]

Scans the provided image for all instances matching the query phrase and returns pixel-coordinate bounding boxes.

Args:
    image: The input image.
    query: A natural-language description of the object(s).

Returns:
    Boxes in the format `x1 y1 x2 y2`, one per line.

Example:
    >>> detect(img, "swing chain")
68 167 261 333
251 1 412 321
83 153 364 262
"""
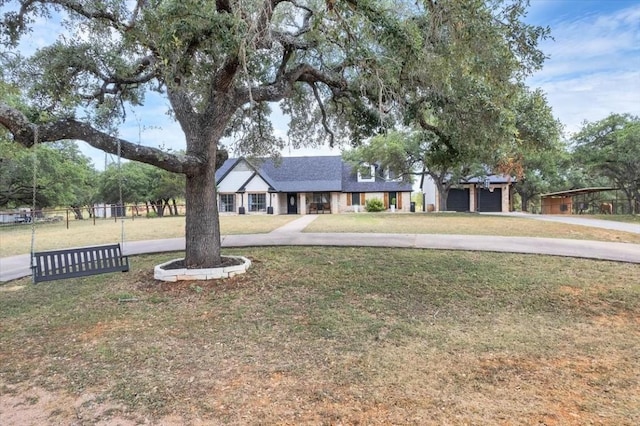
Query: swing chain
29 125 39 264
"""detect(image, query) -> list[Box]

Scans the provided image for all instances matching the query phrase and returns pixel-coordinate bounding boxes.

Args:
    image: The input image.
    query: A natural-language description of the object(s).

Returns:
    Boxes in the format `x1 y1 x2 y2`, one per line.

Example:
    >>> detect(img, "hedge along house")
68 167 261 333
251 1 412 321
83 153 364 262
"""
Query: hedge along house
215 156 413 215
422 174 514 213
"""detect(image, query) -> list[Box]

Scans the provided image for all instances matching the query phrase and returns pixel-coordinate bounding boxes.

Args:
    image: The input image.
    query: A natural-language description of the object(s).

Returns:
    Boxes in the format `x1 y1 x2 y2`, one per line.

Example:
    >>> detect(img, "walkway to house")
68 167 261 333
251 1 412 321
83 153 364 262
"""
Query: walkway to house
1 215 639 283
269 214 320 233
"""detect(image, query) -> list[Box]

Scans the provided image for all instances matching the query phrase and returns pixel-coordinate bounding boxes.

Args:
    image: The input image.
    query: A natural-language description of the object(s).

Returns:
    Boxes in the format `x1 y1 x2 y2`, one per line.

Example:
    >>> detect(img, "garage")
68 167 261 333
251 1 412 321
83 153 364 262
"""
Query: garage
447 189 470 212
477 188 502 212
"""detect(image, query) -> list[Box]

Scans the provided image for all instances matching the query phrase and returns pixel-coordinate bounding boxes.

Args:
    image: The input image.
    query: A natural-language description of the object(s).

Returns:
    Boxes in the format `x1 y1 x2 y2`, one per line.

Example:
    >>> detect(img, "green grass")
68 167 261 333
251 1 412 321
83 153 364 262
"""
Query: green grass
1 248 638 424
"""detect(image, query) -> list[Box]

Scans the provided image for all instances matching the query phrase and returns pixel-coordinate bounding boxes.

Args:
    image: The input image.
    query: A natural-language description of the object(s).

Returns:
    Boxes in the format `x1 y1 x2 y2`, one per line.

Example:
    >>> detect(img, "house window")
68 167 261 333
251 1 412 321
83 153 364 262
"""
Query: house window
384 169 401 182
351 192 361 205
357 164 375 182
219 194 235 212
248 193 266 212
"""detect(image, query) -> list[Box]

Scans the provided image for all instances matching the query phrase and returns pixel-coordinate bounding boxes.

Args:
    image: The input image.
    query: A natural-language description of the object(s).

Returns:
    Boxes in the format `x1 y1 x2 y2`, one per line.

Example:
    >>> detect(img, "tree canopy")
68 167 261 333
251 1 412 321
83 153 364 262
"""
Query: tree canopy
0 140 96 209
572 113 640 214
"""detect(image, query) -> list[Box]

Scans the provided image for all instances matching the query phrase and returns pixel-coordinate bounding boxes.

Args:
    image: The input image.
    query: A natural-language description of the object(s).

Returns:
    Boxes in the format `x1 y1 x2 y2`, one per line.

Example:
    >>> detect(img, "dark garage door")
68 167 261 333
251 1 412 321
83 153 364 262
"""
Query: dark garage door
447 189 470 212
478 188 502 212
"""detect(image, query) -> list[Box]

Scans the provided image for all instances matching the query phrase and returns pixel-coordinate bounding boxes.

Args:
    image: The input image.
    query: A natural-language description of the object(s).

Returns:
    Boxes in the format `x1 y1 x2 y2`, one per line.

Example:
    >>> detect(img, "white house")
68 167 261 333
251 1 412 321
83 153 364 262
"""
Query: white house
215 156 414 215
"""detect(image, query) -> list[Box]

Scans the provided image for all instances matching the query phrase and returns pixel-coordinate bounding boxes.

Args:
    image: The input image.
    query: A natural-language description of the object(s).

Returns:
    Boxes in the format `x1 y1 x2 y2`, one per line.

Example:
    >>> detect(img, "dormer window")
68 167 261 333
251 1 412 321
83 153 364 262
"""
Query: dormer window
384 168 402 182
357 164 375 182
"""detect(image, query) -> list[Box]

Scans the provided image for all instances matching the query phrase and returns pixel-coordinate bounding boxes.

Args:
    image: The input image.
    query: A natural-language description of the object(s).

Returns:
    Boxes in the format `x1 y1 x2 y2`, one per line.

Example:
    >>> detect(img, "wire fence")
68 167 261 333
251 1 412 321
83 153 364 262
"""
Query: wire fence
0 204 187 229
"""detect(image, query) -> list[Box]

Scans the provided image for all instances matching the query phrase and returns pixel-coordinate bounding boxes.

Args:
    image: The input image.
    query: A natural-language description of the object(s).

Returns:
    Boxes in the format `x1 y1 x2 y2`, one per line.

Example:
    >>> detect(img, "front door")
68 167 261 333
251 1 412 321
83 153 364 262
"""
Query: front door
388 191 397 207
287 193 298 214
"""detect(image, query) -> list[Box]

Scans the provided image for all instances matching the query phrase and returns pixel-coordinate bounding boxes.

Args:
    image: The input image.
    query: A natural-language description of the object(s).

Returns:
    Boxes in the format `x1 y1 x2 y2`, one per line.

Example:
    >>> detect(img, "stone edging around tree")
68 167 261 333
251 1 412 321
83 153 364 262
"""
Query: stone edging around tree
154 256 251 282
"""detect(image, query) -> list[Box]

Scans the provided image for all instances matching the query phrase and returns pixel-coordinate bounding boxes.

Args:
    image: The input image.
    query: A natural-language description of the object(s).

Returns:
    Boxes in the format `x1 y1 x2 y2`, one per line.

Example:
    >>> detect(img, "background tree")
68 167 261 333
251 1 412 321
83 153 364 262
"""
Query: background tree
97 161 184 216
97 162 151 206
0 140 96 212
496 88 565 211
345 1 551 211
572 114 640 214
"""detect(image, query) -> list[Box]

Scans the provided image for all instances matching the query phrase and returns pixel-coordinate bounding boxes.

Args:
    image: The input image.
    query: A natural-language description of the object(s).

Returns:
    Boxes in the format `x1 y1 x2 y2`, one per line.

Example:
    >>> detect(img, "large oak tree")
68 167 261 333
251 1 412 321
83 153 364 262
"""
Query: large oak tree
1 0 547 267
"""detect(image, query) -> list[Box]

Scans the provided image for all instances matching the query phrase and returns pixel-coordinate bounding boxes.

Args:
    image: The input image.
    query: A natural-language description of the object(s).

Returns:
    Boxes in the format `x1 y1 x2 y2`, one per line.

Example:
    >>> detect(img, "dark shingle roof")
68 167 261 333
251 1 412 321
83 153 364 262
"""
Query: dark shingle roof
258 156 343 192
216 156 413 193
341 163 413 192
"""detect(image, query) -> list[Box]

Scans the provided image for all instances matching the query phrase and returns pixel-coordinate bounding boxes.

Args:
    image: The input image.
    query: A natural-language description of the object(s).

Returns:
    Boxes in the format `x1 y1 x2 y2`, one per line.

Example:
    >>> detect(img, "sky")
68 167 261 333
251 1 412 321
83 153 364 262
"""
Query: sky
9 0 640 169
525 0 640 135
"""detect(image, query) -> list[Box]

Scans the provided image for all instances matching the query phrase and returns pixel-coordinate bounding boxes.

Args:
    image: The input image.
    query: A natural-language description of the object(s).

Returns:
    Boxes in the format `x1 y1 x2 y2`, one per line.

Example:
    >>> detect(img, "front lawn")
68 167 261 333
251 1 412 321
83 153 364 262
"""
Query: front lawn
1 247 638 424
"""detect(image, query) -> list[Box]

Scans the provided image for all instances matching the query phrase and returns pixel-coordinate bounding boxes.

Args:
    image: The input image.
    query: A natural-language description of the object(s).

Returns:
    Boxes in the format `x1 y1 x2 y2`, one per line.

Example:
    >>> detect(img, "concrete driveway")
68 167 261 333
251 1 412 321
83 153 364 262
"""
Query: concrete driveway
2 214 639 283
481 212 640 234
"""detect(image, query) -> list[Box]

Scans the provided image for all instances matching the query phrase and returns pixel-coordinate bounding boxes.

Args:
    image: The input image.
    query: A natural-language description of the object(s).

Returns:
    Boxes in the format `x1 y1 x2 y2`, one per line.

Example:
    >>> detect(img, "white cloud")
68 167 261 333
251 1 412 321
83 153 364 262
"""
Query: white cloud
527 2 640 135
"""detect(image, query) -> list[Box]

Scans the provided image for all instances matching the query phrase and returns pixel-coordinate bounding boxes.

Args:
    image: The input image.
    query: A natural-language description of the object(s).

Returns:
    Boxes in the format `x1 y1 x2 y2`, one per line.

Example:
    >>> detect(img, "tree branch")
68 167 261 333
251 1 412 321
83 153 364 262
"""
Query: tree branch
0 103 203 175
49 0 130 30
241 63 346 105
310 82 335 147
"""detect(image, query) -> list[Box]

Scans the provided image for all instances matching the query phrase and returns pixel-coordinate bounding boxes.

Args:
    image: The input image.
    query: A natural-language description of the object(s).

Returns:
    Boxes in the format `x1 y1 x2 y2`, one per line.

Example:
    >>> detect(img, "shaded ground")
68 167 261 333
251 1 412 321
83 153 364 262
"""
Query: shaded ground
1 248 639 425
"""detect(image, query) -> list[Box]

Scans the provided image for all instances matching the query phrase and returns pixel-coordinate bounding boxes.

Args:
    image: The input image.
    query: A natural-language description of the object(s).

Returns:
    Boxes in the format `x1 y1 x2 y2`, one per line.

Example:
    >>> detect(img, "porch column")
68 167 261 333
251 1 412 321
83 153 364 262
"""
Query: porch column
331 192 339 214
469 186 477 212
300 193 307 215
501 184 509 212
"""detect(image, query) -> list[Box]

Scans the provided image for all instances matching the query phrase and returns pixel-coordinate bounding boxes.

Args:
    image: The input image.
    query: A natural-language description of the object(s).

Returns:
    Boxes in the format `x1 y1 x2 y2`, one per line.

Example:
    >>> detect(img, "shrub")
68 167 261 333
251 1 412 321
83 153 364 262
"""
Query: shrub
365 198 385 212
146 211 158 218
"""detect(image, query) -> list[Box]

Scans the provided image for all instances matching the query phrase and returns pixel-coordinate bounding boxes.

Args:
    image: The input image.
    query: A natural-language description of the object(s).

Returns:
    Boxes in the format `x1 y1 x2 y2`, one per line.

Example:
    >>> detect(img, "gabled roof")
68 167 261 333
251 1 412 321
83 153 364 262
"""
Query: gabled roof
216 157 277 189
216 156 413 193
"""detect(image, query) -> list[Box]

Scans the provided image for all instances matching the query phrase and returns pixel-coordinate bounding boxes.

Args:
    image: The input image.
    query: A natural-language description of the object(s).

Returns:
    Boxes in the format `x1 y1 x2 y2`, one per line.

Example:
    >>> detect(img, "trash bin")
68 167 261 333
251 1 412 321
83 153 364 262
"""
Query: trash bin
238 206 245 215
267 206 274 214
410 202 416 212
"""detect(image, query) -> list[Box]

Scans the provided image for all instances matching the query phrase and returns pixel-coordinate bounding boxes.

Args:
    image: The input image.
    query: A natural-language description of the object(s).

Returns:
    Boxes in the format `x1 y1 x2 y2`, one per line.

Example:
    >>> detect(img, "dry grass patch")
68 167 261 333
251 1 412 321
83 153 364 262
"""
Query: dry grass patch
589 214 640 224
1 248 639 425
305 213 640 243
0 215 298 256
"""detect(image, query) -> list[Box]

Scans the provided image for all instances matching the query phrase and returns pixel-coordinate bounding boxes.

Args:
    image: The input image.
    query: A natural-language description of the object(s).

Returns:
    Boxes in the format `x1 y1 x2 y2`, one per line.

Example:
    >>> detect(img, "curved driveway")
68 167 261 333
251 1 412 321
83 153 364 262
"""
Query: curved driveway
484 211 640 234
1 214 639 283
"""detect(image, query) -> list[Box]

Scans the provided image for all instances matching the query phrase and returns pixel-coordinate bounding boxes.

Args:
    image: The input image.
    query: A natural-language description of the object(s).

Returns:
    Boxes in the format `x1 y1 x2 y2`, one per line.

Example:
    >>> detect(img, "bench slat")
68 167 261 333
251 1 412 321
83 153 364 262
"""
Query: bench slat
32 243 129 283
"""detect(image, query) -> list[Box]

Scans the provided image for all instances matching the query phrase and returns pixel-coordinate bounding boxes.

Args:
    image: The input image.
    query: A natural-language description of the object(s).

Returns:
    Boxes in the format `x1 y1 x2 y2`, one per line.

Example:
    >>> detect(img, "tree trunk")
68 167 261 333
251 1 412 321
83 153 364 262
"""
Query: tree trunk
521 194 530 212
163 198 172 215
72 206 84 220
154 200 165 217
184 147 221 268
433 178 449 212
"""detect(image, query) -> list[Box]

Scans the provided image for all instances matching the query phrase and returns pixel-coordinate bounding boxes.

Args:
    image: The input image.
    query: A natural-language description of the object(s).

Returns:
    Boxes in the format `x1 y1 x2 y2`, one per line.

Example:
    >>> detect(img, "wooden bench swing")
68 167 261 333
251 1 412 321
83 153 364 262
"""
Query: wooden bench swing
29 128 130 284
32 244 129 283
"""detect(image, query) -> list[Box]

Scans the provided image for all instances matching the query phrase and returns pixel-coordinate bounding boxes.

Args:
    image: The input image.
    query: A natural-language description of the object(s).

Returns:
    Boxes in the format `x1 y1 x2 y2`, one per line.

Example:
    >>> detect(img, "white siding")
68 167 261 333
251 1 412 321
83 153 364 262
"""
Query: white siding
244 175 270 192
422 175 437 206
218 170 253 193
